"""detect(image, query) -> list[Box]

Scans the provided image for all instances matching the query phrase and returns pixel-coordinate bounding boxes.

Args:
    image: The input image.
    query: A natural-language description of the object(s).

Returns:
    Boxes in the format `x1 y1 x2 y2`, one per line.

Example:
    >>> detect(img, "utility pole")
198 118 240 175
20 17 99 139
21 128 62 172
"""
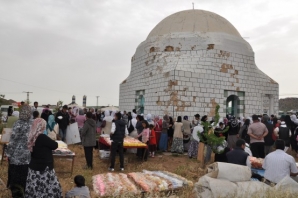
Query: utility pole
96 96 100 109
23 91 33 104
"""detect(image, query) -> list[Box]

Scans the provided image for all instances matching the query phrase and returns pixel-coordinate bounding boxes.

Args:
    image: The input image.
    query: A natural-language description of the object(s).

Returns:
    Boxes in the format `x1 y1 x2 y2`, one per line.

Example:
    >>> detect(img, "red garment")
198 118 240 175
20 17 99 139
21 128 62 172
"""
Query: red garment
149 129 157 145
154 119 162 132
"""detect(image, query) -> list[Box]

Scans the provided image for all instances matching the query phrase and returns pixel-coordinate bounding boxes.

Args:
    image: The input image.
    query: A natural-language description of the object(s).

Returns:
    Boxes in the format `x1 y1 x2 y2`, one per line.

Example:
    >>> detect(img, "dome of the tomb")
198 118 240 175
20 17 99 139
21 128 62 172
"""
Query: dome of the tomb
147 9 241 39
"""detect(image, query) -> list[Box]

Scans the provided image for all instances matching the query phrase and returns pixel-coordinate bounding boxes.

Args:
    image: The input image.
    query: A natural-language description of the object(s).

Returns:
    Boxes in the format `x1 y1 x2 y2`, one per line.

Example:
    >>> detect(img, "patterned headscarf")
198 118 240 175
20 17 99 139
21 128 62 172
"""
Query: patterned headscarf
19 105 31 121
28 118 46 152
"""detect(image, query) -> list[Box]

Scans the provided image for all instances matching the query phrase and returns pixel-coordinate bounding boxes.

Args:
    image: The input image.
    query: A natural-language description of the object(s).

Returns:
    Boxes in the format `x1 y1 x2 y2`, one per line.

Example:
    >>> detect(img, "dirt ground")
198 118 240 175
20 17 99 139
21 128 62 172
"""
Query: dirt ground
0 145 204 198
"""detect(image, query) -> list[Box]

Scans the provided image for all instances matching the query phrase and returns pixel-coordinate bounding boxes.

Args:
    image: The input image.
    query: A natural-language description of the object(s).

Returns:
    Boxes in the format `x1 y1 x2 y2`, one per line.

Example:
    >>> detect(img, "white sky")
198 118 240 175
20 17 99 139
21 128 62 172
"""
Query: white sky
0 0 297 106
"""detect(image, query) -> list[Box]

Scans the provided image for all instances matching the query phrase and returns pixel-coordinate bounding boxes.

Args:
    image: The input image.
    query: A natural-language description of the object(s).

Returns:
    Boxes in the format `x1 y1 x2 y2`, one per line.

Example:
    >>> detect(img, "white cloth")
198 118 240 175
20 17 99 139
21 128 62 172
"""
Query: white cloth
290 115 298 125
12 111 19 117
103 110 113 122
262 149 298 183
131 113 137 128
192 124 203 142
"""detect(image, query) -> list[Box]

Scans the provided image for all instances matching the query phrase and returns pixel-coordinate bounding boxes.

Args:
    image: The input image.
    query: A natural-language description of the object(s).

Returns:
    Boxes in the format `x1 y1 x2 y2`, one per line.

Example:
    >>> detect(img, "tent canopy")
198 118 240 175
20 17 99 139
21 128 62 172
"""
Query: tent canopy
101 106 119 112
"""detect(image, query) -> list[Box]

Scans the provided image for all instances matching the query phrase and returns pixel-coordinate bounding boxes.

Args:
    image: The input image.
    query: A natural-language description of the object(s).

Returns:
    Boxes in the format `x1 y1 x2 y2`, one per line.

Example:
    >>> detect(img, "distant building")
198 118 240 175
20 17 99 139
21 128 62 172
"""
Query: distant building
119 10 279 118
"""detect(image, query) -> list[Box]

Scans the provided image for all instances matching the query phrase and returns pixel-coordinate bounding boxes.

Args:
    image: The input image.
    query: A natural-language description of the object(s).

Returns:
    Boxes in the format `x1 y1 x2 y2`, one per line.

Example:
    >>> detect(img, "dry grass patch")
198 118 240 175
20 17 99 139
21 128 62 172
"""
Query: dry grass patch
0 145 201 197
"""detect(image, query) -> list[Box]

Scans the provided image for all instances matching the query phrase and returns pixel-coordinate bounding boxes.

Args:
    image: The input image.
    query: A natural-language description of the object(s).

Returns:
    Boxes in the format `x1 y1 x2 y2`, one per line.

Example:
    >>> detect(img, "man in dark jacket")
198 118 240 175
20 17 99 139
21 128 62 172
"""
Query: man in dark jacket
226 139 249 166
55 105 70 142
227 139 264 181
109 112 128 171
81 112 96 169
262 115 274 156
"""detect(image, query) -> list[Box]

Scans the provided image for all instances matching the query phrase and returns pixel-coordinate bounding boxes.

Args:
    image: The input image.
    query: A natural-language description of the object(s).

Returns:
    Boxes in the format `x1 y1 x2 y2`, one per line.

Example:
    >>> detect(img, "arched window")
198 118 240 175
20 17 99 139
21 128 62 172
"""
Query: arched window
165 46 174 52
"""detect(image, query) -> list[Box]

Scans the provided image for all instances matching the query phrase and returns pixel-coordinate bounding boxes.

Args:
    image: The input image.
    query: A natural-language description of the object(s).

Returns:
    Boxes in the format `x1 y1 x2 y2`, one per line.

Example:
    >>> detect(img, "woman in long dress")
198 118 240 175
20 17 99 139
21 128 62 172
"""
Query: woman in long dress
159 115 169 152
188 124 203 158
171 116 184 154
136 115 145 158
25 118 62 198
167 117 174 151
127 113 138 153
6 105 32 197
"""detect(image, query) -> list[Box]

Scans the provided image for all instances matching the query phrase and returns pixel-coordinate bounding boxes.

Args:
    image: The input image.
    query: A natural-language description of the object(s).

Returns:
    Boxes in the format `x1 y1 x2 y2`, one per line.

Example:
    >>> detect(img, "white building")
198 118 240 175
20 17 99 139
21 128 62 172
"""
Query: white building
119 9 279 118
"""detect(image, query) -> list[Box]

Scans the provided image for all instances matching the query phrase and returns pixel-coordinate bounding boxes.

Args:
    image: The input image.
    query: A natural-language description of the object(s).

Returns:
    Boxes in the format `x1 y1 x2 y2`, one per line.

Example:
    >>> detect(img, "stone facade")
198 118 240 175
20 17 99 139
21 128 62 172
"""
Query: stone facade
119 10 279 119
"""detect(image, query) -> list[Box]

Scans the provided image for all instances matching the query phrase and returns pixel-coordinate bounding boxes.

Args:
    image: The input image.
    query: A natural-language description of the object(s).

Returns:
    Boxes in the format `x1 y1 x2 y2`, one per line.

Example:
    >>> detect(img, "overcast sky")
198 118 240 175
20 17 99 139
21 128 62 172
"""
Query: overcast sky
0 0 297 107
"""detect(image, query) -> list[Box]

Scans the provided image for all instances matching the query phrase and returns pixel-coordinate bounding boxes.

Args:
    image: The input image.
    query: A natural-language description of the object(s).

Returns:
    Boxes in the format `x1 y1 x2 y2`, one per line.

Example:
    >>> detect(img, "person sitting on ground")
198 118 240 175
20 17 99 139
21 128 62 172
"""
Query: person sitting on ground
226 139 263 181
262 139 298 184
65 175 91 198
226 139 250 167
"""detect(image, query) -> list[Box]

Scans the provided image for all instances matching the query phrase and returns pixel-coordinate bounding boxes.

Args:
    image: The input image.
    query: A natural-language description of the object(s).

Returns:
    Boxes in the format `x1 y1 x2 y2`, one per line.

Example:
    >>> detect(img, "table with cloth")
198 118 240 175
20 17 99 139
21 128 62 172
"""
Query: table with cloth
99 135 148 160
52 141 76 176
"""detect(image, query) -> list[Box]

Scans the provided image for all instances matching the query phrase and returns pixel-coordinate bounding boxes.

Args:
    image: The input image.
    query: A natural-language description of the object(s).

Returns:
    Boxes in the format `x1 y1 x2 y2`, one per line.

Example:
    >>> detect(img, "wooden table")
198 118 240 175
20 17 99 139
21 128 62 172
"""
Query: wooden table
53 153 75 176
99 137 148 161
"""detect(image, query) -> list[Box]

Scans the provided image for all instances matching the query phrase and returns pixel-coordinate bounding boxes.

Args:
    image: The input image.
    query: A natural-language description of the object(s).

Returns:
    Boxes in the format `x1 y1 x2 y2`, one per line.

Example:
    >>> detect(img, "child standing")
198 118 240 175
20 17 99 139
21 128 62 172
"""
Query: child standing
65 175 91 198
136 121 150 160
149 124 157 157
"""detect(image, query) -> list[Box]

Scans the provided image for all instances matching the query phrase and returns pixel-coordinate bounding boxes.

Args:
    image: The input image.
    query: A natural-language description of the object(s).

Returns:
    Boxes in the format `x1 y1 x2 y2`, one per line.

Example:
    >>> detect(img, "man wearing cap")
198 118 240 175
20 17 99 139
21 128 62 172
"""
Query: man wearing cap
55 105 70 142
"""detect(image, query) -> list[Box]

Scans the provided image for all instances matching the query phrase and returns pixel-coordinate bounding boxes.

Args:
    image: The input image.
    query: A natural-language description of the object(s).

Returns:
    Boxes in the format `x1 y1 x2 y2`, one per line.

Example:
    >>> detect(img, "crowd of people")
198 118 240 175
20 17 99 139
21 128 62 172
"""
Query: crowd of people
3 100 298 197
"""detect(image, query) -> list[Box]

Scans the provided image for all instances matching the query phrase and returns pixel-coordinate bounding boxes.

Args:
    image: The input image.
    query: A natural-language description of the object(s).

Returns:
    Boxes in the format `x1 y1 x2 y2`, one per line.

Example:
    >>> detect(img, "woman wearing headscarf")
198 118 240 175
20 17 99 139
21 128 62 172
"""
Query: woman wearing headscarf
290 114 298 156
76 109 86 130
182 116 192 151
136 115 144 158
6 105 32 197
171 116 184 154
101 110 113 135
159 115 169 152
239 119 251 144
146 114 154 126
154 115 162 149
167 117 174 151
25 118 62 198
227 116 240 149
188 114 203 158
6 111 19 128
129 113 138 138
188 123 203 158
47 114 58 140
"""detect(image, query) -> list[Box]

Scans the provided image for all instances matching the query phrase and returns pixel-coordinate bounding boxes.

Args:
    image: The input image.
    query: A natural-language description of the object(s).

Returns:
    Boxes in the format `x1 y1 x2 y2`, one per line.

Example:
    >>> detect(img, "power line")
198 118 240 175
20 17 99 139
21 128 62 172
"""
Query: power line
0 77 110 99
23 91 33 103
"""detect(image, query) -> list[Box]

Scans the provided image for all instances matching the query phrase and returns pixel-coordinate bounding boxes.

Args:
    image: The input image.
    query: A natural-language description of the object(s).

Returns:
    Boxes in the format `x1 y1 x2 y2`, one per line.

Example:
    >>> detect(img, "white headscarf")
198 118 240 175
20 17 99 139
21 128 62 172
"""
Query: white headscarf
111 111 116 118
131 113 137 128
290 115 298 125
192 124 204 142
103 110 113 122
12 111 19 117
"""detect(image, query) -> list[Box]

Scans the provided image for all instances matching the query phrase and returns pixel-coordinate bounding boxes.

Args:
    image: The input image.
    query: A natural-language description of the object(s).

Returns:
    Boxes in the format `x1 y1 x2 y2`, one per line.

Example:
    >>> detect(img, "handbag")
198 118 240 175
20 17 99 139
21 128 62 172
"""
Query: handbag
101 120 106 128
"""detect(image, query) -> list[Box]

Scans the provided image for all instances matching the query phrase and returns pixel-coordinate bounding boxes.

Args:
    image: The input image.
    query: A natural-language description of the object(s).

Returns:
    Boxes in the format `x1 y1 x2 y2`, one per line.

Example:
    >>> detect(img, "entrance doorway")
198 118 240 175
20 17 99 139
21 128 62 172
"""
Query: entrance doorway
226 95 240 117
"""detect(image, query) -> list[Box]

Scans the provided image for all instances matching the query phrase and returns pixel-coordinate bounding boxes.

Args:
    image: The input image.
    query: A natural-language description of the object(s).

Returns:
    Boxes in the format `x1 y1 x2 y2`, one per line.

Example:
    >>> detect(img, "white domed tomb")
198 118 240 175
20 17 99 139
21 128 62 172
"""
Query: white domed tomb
119 10 279 118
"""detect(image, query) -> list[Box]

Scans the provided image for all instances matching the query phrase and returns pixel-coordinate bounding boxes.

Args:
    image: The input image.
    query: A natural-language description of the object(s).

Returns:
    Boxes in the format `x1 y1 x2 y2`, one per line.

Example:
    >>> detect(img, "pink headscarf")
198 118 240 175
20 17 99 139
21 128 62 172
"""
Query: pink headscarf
28 118 46 152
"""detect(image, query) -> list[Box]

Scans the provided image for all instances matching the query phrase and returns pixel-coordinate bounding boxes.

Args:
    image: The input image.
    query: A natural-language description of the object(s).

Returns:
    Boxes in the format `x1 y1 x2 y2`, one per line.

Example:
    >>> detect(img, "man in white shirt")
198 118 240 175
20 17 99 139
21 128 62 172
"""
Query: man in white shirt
31 101 38 116
262 139 298 185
